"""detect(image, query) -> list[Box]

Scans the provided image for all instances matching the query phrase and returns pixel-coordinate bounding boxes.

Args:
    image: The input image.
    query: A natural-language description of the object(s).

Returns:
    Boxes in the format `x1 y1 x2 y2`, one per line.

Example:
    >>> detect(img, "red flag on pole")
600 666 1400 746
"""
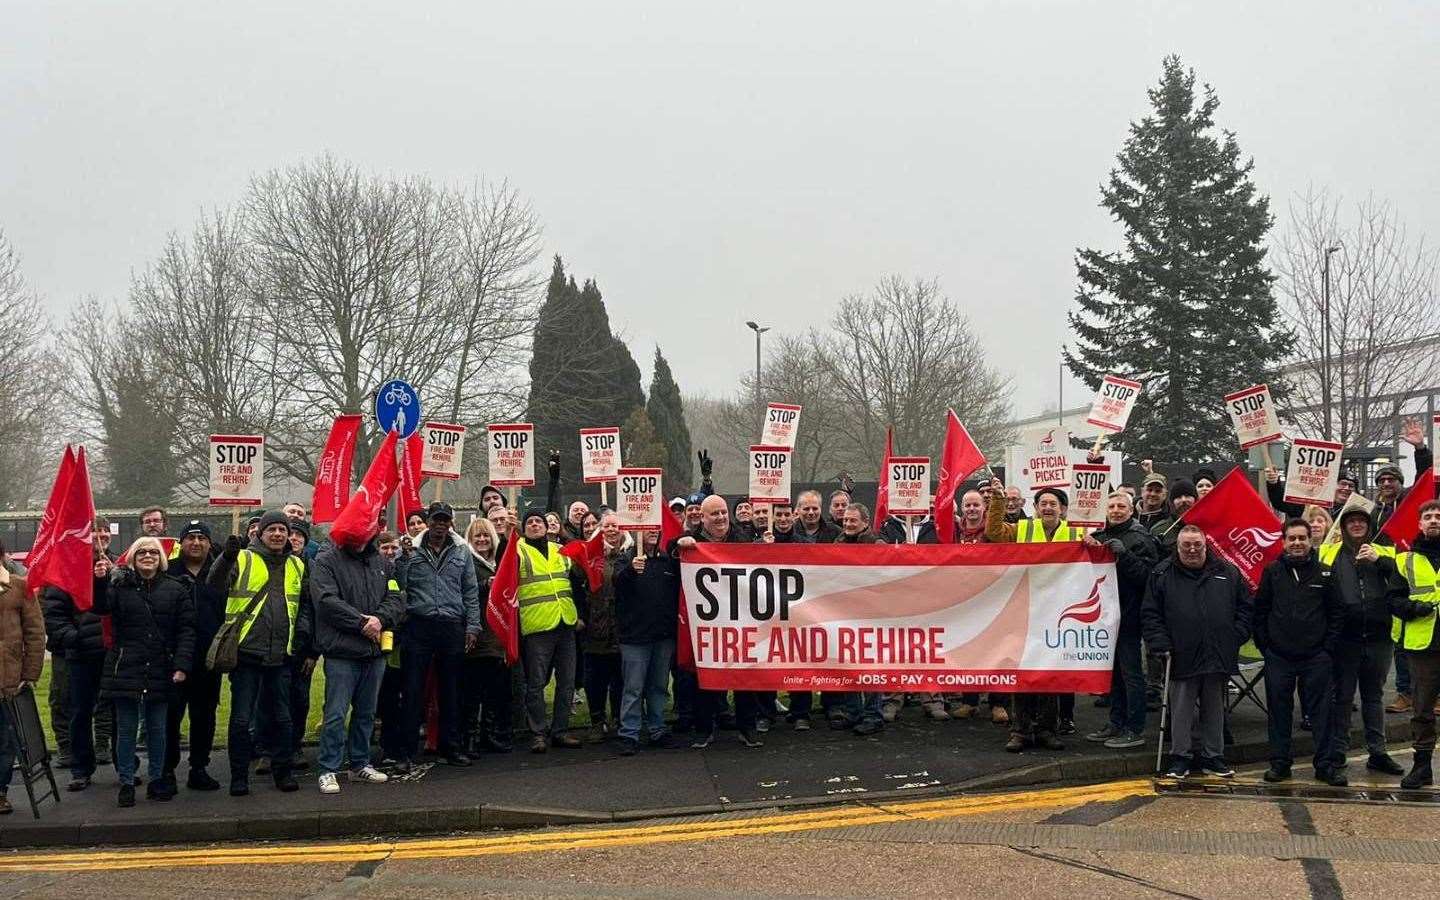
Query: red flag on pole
394 431 425 535
934 410 987 544
1179 468 1283 589
312 414 362 525
29 446 97 610
485 524 521 665
1379 468 1437 551
560 527 607 593
330 431 402 548
873 427 895 526
660 509 696 671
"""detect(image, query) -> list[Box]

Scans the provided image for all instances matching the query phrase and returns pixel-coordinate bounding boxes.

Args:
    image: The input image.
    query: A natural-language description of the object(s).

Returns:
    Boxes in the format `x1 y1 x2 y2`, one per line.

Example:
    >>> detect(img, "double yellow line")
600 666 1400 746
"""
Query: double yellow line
0 779 1151 873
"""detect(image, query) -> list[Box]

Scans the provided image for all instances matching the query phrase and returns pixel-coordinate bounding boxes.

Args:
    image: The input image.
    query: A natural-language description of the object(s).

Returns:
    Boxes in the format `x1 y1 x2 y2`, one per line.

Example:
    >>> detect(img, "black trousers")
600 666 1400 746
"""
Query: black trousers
1329 638 1392 766
461 656 514 748
401 616 465 760
584 652 623 724
696 690 759 733
164 666 224 774
1011 693 1058 738
1263 651 1333 771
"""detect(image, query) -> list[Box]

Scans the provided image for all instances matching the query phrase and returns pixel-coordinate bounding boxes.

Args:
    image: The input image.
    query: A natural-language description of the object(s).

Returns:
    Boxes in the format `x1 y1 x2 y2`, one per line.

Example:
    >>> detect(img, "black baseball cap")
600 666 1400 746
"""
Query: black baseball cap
426 501 455 522
180 520 212 540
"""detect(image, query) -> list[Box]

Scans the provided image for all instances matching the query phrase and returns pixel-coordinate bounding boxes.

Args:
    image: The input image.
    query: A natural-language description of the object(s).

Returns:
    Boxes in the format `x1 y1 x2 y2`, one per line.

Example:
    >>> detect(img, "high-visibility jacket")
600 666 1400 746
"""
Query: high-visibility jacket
1317 542 1395 566
516 540 577 636
1392 550 1440 651
225 549 306 656
1016 518 1085 543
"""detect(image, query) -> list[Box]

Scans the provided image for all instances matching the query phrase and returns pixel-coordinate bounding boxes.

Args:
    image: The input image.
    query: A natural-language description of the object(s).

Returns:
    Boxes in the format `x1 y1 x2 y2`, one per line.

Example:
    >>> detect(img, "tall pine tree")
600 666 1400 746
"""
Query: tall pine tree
646 347 694 492
1066 56 1292 462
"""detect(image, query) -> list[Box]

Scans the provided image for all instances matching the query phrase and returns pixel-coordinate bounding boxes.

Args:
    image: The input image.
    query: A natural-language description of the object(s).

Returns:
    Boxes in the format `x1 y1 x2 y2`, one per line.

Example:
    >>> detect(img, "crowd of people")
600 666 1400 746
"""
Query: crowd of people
1 431 1438 815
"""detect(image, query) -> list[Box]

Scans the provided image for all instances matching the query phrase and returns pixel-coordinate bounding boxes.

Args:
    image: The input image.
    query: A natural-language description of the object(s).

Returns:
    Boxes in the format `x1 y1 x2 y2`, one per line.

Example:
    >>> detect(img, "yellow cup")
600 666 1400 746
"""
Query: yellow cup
380 630 394 652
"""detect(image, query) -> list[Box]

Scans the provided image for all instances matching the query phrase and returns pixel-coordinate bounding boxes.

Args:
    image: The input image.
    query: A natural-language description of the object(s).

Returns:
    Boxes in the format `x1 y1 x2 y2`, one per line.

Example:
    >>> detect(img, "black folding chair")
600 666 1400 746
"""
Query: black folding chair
2 685 61 818
1226 642 1267 717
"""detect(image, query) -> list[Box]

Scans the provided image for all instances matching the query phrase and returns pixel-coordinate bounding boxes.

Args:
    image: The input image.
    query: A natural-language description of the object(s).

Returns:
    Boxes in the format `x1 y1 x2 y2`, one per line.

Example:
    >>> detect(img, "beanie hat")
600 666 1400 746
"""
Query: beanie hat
1339 506 1374 529
1168 478 1198 502
1375 464 1405 484
288 518 311 541
522 504 548 526
257 510 290 534
1192 467 1218 487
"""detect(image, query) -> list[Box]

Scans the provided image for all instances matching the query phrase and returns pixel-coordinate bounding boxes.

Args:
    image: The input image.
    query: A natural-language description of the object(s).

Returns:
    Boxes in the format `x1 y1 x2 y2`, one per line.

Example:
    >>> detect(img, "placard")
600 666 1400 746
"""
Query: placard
759 403 802 448
1069 463 1111 529
419 422 466 479
1224 384 1283 450
580 427 622 484
748 445 793 505
615 467 663 530
1024 427 1072 490
1283 438 1345 507
209 435 264 506
1085 374 1143 433
486 423 535 487
886 456 931 516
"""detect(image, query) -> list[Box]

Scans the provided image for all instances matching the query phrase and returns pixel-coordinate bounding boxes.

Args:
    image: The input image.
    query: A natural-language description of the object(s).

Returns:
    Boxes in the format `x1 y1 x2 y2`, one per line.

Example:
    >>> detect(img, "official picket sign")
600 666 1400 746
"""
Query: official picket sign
580 427 622 483
486 423 535 487
418 422 466 479
1224 384 1283 450
1283 438 1345 506
209 435 264 506
1085 374 1143 433
1025 428 1072 490
748 445 792 505
615 467 663 530
886 456 931 516
679 542 1119 692
759 403 802 449
1068 463 1110 528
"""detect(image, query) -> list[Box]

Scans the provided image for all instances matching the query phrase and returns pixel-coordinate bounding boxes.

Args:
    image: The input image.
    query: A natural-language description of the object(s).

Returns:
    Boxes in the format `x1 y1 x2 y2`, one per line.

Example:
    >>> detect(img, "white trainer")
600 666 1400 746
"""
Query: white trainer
348 766 389 784
318 772 340 794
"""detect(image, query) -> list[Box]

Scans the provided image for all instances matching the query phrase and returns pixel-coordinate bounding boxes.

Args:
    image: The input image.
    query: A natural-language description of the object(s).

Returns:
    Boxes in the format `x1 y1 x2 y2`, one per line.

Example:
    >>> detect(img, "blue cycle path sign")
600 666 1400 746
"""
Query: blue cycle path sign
374 379 422 438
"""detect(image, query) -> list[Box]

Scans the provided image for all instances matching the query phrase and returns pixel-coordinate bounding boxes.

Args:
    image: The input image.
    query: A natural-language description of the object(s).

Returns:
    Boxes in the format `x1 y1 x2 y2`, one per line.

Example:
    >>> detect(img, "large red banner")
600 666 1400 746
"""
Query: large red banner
678 542 1119 693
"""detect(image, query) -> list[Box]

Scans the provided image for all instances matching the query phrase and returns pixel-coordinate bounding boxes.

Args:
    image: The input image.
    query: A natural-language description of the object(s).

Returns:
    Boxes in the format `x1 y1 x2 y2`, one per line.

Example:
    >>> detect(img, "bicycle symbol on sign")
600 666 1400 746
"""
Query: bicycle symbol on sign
384 386 413 407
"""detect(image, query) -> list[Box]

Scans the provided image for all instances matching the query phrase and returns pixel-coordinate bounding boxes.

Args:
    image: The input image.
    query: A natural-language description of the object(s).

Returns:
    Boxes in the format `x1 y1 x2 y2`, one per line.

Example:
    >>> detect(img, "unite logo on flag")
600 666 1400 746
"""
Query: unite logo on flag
1045 575 1111 657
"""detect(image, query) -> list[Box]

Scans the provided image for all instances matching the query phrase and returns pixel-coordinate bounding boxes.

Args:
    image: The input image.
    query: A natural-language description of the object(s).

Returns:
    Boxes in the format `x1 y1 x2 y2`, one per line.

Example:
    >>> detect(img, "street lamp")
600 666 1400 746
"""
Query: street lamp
1321 244 1341 440
745 321 770 409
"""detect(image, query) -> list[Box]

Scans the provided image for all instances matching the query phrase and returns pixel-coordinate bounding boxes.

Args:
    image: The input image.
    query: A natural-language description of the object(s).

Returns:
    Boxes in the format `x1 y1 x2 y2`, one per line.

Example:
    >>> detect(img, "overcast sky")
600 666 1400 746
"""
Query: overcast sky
4 1 1437 418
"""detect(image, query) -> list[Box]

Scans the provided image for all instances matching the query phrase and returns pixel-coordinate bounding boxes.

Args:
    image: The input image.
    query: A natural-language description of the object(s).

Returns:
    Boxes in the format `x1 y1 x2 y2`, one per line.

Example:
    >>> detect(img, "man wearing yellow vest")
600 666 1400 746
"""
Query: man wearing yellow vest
206 510 309 796
1394 500 1440 788
986 480 1086 752
515 505 590 754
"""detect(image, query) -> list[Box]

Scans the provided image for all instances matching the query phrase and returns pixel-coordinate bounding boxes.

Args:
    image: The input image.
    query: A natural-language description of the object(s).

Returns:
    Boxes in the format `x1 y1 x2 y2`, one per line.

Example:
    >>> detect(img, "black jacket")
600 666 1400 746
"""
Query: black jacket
761 529 803 544
94 570 196 701
877 517 908 545
1253 552 1343 661
834 531 884 544
1325 543 1427 643
1092 517 1161 629
42 581 110 661
1142 555 1253 680
168 552 224 656
309 540 406 661
793 519 841 544
206 540 309 666
614 550 680 644
1135 504 1170 531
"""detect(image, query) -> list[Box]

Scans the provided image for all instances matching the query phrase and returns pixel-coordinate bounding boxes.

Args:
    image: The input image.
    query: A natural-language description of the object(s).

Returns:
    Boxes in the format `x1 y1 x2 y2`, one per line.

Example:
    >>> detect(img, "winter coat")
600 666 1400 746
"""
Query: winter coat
42 580 110 661
834 531 884 545
206 541 310 666
1142 554 1252 680
469 553 507 661
310 540 406 661
1323 542 1428 643
1135 504 1170 532
793 519 841 544
759 528 803 544
613 549 680 645
1252 552 1343 661
94 569 196 701
168 553 224 657
915 517 988 544
397 531 482 635
877 517 908 544
1092 517 1161 631
1 566 45 697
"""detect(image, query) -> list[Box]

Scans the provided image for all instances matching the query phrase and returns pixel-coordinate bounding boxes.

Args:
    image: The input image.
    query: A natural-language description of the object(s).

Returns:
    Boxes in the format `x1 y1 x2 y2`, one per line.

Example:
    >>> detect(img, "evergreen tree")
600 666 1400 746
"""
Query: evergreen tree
97 345 180 506
621 406 669 470
646 347 694 491
1065 56 1292 463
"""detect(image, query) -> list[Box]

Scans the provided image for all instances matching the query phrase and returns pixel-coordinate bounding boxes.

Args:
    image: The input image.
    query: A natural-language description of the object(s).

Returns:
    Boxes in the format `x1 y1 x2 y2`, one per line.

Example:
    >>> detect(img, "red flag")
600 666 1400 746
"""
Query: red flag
394 432 425 535
1180 468 1282 589
29 446 97 610
660 509 696 671
873 427 895 526
485 525 521 665
934 410 987 544
1380 468 1437 551
330 431 402 548
560 527 607 594
312 414 362 525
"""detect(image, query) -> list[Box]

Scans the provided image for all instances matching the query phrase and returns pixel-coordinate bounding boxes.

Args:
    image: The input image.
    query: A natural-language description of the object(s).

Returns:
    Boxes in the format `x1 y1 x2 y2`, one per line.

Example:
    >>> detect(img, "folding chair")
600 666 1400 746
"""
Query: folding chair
1226 639 1266 717
2 685 61 818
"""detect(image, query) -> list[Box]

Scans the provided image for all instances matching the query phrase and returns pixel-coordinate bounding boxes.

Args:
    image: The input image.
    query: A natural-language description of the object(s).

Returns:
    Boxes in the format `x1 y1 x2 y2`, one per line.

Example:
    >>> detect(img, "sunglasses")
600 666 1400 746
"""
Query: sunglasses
134 549 162 558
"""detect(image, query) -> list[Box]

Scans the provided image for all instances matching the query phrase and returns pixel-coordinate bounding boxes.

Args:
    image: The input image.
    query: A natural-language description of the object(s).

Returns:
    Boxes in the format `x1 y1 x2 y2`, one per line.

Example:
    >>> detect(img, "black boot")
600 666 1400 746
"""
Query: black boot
273 767 300 793
1401 749 1434 789
230 775 249 797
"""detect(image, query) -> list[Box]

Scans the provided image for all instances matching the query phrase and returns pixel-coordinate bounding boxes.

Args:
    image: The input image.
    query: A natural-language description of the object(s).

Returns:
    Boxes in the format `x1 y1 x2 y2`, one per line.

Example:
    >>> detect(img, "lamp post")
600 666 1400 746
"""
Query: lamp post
745 320 769 409
1321 244 1341 440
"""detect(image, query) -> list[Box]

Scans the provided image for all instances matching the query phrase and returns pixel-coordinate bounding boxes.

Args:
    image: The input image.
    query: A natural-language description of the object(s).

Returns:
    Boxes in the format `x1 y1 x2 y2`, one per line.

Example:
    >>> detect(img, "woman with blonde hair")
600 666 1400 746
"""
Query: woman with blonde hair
462 515 512 754
1303 505 1334 545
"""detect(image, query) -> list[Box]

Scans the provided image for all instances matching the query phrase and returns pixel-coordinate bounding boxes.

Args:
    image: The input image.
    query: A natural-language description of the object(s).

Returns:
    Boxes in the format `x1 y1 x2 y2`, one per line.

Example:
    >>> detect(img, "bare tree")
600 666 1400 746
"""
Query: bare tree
0 231 62 508
1276 188 1440 448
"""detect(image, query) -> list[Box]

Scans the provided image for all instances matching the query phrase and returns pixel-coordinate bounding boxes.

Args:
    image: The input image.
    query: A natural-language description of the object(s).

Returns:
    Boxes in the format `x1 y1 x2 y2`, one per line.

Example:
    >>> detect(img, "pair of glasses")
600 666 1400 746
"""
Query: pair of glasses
134 549 163 558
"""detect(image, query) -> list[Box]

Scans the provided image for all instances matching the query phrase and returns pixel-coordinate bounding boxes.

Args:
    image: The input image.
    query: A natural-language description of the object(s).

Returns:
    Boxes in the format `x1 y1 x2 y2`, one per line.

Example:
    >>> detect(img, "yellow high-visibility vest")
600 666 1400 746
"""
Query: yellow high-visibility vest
516 541 577 636
225 549 305 655
1393 550 1440 651
1016 519 1084 543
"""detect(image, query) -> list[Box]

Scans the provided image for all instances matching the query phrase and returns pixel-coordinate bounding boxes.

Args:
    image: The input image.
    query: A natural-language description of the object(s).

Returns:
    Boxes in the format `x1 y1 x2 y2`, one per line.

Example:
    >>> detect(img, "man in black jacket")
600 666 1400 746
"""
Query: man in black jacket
42 559 114 792
1142 524 1253 779
1085 491 1160 749
1253 519 1345 785
162 521 225 791
794 491 841 544
613 529 680 755
311 537 406 795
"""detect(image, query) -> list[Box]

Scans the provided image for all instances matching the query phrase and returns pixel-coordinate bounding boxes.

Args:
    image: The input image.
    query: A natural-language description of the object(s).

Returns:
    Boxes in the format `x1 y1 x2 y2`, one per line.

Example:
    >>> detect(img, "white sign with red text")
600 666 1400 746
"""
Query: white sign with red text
749 445 793 505
615 468 663 530
419 422 466 479
1086 374 1143 433
1224 384 1284 450
1283 438 1345 507
1022 427 1072 490
759 403 802 448
580 427 622 484
209 435 265 506
1068 463 1111 528
486 423 535 487
886 456 931 516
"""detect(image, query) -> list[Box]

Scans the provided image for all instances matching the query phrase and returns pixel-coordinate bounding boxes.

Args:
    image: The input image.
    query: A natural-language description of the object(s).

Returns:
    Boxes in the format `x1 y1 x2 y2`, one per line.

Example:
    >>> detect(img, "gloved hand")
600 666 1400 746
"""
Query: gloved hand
1103 538 1127 556
549 450 561 482
839 472 855 495
223 534 243 557
697 449 713 479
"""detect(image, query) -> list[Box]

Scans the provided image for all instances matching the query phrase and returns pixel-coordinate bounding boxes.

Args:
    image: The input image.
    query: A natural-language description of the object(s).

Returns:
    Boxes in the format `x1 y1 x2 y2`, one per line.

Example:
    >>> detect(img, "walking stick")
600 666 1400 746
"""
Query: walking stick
1155 652 1172 775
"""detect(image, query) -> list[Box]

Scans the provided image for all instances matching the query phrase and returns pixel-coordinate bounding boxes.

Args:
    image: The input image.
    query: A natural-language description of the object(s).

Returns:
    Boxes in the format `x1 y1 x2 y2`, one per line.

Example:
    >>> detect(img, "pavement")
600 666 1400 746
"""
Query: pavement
0 692 1425 849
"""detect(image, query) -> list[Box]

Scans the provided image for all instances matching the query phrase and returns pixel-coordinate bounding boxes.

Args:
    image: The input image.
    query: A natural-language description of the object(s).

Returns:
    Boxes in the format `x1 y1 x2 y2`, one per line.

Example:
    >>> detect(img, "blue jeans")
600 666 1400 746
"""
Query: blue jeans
0 704 16 790
844 692 884 725
318 656 387 774
229 662 293 776
114 697 168 787
1107 628 1146 734
618 641 674 741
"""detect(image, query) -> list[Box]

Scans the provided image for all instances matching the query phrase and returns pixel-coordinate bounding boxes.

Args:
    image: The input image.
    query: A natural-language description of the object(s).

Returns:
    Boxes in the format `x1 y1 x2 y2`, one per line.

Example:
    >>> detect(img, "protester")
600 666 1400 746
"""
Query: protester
1394 500 1440 789
515 505 589 753
828 490 850 527
732 500 757 543
207 510 308 796
95 536 196 807
1084 491 1160 749
402 511 427 554
462 517 513 754
310 532 405 795
43 551 114 792
253 517 320 777
613 528 679 755
832 503 893 735
139 506 168 537
1143 524 1252 779
1252 519 1345 785
1193 468 1218 499
1303 506 1334 546
1003 486 1025 523
1135 472 1170 530
750 503 771 535
563 500 589 543
682 492 706 532
580 511 600 541
794 490 841 543
162 520 224 792
395 501 482 769
583 514 630 742
480 483 506 515
0 540 44 816
1150 479 1197 548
